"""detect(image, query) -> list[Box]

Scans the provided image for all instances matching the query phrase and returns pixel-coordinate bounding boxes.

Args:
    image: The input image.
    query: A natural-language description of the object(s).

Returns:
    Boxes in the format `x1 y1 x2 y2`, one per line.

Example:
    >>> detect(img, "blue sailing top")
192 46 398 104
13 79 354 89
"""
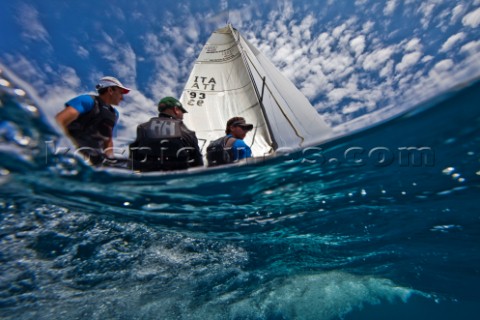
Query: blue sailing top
227 134 252 160
65 94 119 121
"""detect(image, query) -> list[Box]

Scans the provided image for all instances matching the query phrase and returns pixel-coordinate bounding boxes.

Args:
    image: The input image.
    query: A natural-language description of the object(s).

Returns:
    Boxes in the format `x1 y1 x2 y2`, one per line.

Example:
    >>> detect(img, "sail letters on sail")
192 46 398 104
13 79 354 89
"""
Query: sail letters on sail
191 76 217 90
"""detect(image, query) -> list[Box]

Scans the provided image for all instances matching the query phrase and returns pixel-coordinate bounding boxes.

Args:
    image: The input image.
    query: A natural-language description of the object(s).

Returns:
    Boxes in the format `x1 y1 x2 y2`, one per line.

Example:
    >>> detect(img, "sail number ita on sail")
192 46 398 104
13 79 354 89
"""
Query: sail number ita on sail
191 76 216 91
186 76 216 107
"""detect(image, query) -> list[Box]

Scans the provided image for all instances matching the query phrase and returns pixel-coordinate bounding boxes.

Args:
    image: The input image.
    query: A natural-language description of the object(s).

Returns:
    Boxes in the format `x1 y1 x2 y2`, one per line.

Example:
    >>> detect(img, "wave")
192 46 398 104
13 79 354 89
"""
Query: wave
1 66 480 319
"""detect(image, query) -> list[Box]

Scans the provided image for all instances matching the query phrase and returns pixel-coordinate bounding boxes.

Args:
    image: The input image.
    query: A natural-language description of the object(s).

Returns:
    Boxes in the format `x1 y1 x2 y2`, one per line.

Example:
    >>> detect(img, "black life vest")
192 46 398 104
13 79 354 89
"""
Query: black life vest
129 117 199 171
67 96 117 150
206 136 236 167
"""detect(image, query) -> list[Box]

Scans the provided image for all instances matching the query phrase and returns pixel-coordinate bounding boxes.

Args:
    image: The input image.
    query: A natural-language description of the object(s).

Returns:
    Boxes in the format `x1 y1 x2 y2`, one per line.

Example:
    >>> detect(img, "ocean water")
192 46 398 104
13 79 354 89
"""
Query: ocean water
1 71 480 319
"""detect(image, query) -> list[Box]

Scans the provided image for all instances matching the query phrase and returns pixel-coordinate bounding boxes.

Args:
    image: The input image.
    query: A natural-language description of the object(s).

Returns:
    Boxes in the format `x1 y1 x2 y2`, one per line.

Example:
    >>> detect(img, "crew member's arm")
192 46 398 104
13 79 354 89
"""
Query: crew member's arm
104 137 114 158
55 106 80 135
103 109 120 158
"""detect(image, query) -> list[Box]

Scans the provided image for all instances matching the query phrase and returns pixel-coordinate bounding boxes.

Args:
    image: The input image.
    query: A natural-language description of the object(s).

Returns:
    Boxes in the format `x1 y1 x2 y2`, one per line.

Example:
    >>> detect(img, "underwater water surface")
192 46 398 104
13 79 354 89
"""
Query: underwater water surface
1 71 480 319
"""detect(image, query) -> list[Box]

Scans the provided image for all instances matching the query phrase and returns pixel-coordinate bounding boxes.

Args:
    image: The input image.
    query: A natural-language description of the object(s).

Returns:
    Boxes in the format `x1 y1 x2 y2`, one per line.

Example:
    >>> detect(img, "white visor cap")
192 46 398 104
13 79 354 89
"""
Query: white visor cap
96 76 130 94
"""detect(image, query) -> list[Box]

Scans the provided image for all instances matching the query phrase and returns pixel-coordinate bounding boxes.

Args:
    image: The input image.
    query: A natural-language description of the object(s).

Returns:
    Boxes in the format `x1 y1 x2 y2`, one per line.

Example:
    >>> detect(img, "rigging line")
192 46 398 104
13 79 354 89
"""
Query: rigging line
249 77 265 150
243 52 306 146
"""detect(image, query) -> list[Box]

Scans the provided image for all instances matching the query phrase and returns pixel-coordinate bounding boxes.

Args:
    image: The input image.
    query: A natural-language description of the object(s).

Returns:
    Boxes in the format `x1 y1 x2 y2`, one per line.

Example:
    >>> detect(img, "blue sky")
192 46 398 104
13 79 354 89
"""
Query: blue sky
1 0 479 141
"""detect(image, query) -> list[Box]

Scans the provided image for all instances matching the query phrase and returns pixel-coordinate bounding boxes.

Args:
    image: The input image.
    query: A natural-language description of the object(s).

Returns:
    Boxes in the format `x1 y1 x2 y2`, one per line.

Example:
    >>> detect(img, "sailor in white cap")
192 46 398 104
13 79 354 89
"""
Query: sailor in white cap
55 76 130 165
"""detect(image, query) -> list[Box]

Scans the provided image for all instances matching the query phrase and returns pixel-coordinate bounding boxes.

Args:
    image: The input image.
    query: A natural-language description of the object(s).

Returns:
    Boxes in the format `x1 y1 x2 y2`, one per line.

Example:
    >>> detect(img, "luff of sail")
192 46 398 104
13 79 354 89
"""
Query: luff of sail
181 25 332 158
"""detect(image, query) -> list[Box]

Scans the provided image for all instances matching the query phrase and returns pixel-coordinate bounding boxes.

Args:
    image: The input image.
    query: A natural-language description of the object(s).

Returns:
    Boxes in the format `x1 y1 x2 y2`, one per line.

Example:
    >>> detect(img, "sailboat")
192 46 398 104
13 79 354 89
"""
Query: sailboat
181 24 333 159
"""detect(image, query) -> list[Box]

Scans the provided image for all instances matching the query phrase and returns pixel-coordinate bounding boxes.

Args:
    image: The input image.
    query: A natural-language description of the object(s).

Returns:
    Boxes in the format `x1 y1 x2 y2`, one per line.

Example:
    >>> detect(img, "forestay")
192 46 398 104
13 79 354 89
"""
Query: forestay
181 24 332 158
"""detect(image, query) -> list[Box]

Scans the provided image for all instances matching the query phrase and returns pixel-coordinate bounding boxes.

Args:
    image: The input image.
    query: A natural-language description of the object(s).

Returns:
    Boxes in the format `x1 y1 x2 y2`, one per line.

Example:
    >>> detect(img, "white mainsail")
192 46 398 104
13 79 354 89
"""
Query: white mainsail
181 25 332 158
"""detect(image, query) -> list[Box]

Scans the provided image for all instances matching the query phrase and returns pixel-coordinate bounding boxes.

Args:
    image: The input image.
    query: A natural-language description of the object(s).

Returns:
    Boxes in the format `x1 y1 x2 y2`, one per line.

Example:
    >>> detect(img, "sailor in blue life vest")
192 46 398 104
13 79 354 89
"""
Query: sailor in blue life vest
128 97 203 172
206 117 253 166
224 117 253 160
55 76 130 165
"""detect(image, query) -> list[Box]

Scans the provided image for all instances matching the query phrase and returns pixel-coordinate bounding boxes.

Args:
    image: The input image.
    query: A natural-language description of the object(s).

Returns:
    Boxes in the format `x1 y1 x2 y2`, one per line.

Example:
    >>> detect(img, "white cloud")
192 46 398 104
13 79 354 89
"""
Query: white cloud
301 71 332 100
350 35 366 57
3 54 43 83
16 4 50 44
313 32 334 53
460 40 480 54
273 42 292 60
275 44 303 66
402 58 459 101
342 102 365 114
404 38 422 52
96 33 137 87
451 4 465 24
58 66 81 88
418 2 436 29
327 75 386 115
395 51 422 73
292 15 316 44
239 9 258 29
279 0 294 20
75 46 89 59
355 0 369 6
462 7 480 28
114 91 156 142
184 19 200 43
379 60 394 78
4 0 480 134
328 87 351 104
421 55 434 63
221 0 228 11
145 51 183 98
430 59 454 74
321 54 355 79
384 0 397 16
332 23 347 38
362 21 375 33
155 18 222 98
5 59 83 122
440 32 466 52
163 23 199 50
143 33 162 54
321 110 344 125
362 46 395 71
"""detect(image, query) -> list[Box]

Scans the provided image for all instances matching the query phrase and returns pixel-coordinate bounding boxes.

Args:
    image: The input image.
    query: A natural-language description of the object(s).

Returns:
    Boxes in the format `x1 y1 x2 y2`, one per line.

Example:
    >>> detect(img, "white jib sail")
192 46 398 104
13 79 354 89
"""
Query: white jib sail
181 25 332 158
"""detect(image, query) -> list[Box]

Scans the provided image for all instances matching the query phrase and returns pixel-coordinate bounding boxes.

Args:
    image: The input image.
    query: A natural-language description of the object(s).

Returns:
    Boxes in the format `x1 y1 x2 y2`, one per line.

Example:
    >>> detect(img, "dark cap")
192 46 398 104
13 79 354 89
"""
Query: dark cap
158 97 188 113
226 117 253 133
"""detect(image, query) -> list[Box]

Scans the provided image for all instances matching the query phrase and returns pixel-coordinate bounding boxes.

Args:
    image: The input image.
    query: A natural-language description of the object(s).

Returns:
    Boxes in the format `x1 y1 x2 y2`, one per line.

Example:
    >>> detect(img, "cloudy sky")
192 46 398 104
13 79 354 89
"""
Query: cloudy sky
1 0 479 141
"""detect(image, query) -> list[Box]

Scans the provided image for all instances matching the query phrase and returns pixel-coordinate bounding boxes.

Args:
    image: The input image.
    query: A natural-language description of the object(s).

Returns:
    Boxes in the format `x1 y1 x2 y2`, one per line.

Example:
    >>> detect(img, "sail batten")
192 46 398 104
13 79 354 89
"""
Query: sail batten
181 25 332 157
